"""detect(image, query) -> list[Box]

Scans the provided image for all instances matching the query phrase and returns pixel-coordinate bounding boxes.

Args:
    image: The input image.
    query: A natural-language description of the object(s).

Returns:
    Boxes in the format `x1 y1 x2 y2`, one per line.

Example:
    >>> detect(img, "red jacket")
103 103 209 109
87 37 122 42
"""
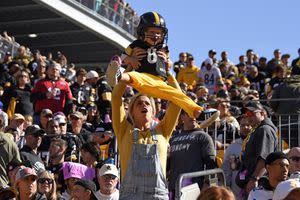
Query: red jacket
32 78 73 113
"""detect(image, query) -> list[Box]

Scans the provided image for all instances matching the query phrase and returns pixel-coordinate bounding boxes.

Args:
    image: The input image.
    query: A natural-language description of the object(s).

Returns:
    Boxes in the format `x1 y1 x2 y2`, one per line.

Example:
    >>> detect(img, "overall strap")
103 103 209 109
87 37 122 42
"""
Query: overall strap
132 121 159 142
150 128 158 142
132 128 140 143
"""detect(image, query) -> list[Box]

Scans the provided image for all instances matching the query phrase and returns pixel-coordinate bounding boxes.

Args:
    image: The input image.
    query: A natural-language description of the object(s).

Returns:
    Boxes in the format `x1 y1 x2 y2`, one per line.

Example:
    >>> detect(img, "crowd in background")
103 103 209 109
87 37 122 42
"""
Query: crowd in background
76 0 139 35
1 29 300 200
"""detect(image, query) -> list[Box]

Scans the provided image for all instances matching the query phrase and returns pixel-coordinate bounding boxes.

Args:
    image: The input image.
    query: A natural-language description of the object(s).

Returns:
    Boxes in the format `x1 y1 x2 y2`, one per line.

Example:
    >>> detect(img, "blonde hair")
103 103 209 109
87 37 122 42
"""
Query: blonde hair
127 94 156 122
37 170 57 200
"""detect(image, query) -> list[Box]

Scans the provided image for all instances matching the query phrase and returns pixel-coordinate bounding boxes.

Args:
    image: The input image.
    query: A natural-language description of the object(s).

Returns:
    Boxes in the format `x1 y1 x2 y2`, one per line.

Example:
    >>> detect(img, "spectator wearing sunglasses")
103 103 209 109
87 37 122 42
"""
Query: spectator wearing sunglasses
14 167 47 200
37 170 57 200
287 147 300 179
237 101 278 196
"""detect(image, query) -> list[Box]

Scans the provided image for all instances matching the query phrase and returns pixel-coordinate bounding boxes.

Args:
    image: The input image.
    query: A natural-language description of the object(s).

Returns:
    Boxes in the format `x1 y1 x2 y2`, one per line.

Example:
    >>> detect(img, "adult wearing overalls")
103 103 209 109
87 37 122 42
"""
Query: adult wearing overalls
111 71 181 199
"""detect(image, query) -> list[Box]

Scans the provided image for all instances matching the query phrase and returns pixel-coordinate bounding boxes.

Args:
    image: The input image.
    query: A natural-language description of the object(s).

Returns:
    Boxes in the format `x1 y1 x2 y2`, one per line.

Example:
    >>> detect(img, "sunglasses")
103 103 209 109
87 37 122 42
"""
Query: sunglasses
38 178 53 184
103 174 117 180
88 106 97 110
290 156 300 162
245 110 260 117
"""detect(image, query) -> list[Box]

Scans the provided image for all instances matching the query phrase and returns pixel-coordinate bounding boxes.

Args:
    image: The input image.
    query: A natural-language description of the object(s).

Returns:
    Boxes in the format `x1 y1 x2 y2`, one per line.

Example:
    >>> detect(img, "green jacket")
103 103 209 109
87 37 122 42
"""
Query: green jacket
0 133 21 186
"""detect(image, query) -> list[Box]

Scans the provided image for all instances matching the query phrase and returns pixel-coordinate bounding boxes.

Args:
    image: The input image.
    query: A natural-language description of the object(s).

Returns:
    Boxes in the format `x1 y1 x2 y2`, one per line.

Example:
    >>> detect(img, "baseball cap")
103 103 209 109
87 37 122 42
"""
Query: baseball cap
11 113 25 121
41 109 53 117
15 167 37 183
98 164 119 178
86 70 99 80
273 178 300 200
187 55 194 60
53 112 66 124
70 111 84 119
25 125 46 137
209 49 217 55
224 79 232 86
274 49 281 53
245 101 264 112
74 180 97 198
282 54 291 59
204 58 213 66
265 151 289 166
54 115 66 124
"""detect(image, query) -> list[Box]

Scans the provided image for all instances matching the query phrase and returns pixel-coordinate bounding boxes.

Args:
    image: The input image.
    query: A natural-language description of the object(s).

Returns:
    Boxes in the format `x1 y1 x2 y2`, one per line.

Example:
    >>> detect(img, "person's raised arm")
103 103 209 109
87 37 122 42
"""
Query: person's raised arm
111 81 128 140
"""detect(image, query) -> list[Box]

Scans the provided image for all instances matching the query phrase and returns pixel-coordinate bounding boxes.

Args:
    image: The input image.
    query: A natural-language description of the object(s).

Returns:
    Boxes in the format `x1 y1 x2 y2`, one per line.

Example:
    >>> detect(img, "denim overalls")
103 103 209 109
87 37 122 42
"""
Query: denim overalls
120 128 169 200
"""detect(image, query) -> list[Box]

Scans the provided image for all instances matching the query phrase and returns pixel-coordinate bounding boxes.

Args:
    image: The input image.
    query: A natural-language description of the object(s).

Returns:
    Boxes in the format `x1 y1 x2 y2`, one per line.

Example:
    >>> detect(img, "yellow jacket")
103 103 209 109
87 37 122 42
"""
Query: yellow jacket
112 75 181 179
177 65 200 90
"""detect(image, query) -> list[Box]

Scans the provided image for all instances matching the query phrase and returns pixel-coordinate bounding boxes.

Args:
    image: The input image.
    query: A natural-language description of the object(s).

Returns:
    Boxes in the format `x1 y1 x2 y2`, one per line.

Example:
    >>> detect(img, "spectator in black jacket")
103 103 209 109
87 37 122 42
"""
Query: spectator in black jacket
173 52 187 78
2 69 33 116
70 68 89 107
20 125 46 173
291 48 300 68
96 75 113 124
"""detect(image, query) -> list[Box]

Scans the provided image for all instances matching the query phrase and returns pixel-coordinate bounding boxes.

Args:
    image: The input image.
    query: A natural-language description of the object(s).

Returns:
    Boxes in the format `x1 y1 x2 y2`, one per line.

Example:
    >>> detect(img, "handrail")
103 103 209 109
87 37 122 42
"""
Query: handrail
68 0 138 36
175 168 226 200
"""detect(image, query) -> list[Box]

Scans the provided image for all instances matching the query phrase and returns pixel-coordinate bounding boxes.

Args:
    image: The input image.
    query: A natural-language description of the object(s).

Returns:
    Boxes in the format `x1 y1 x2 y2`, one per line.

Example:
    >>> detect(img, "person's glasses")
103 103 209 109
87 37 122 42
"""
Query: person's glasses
88 106 97 111
38 178 53 184
103 174 117 180
245 111 259 117
290 156 300 162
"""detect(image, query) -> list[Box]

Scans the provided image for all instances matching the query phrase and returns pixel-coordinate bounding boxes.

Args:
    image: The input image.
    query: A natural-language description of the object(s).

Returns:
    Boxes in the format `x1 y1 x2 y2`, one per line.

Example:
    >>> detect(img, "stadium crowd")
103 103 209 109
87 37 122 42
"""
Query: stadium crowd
1 13 300 199
75 0 139 35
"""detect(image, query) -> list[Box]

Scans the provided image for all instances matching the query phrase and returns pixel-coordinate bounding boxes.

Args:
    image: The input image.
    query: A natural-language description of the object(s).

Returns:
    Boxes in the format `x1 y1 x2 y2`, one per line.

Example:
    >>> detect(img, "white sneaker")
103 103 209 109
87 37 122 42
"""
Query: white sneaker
106 55 123 87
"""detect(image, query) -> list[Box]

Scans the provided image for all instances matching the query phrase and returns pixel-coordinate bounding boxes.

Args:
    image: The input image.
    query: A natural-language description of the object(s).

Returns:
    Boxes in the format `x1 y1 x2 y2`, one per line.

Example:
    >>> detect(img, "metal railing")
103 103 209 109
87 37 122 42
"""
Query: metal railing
175 168 226 200
204 98 300 162
71 0 138 36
